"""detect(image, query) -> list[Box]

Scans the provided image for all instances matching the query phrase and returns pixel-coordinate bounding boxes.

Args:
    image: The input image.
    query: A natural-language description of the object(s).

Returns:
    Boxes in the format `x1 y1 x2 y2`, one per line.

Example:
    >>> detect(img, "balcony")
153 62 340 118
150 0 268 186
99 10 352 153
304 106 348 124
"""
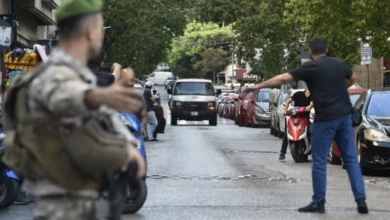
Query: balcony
42 0 58 10
20 0 56 25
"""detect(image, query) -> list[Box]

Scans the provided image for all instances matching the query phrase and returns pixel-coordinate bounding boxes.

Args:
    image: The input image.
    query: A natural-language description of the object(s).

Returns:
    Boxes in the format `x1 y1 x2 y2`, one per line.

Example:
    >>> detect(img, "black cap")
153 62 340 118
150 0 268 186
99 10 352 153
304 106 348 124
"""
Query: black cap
309 37 327 55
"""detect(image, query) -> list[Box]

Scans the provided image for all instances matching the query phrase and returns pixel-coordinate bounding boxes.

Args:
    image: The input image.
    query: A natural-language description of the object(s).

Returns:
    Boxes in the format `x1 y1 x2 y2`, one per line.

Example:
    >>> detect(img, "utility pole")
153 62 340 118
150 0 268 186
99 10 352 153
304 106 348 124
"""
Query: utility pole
11 0 17 49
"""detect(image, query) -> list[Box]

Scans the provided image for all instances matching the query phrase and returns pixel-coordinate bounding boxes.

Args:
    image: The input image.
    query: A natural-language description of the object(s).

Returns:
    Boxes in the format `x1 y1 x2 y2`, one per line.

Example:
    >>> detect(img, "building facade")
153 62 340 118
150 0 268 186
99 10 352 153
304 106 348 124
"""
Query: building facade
0 0 62 47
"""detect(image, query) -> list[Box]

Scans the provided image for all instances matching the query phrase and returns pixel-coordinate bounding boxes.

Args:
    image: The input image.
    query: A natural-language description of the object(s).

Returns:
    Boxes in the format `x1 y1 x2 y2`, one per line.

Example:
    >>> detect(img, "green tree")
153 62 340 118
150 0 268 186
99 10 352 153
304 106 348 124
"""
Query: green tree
194 48 229 79
168 21 233 77
102 0 189 76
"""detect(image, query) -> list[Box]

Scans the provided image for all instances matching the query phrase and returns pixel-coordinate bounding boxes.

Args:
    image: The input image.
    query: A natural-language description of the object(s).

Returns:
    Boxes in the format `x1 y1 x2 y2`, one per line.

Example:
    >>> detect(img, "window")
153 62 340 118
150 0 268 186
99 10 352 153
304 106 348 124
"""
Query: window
349 94 361 106
366 92 390 116
174 82 215 96
257 90 270 102
279 92 288 105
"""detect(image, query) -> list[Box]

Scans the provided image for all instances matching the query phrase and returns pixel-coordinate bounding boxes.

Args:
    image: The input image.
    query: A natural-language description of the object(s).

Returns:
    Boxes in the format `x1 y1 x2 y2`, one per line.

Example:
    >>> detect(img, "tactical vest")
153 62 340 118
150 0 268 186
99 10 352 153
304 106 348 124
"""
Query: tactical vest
2 59 127 191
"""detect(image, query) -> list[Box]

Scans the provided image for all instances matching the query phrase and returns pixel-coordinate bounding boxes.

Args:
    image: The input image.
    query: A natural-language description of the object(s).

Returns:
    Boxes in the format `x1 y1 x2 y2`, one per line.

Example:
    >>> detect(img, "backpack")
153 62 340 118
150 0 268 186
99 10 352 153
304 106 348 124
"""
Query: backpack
1 59 126 191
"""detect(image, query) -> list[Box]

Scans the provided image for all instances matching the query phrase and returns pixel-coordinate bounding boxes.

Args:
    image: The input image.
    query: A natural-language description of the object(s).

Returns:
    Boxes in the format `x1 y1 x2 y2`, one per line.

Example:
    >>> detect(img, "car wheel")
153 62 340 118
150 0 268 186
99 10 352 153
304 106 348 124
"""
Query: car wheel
171 115 177 126
209 114 217 126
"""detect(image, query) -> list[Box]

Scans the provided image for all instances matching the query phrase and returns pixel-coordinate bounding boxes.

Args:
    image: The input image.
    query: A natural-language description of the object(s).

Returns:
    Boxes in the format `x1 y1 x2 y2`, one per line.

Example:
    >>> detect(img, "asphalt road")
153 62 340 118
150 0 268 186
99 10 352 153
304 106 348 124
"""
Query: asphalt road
1 86 390 220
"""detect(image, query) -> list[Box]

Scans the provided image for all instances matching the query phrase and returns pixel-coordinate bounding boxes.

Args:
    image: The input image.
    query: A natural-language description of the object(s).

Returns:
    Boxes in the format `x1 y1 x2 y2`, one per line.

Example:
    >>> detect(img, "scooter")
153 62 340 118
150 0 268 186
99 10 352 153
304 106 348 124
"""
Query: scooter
285 107 311 163
116 113 148 214
0 132 20 209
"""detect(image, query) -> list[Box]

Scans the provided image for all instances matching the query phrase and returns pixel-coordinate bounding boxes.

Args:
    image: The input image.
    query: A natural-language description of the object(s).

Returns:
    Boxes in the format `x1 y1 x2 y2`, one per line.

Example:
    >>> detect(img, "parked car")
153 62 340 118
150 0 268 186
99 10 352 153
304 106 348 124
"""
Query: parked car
329 89 366 165
235 93 252 126
225 96 239 120
164 77 176 89
275 89 304 138
346 89 390 174
223 95 238 119
270 90 288 136
244 89 271 127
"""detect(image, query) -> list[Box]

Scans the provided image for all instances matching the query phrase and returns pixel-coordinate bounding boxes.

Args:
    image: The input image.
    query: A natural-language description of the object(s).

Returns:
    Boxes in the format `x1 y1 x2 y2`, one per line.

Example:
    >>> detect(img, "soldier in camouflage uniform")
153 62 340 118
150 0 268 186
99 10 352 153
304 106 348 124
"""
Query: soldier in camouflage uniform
2 0 146 219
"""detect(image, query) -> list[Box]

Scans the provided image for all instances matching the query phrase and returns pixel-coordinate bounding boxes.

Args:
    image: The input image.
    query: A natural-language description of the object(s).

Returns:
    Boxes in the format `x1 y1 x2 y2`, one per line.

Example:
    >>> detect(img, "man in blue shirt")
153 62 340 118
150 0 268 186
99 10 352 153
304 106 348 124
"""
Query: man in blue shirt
242 37 368 214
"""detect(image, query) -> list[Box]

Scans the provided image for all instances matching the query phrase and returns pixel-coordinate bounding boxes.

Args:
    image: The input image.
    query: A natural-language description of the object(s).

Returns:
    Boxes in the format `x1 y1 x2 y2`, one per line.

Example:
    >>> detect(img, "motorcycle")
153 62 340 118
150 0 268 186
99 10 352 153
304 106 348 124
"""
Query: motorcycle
116 113 148 214
285 107 311 163
0 132 20 209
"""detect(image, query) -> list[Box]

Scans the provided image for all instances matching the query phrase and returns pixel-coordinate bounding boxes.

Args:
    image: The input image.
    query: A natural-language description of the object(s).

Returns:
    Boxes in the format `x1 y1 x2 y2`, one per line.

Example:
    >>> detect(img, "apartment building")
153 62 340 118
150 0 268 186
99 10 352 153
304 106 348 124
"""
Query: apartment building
0 0 62 47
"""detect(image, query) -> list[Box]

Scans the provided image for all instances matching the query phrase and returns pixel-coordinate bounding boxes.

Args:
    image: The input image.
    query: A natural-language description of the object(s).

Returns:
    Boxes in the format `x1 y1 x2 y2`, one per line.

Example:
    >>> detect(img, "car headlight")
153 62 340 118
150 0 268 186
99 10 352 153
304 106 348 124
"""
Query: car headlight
255 107 265 115
364 129 390 142
175 101 182 106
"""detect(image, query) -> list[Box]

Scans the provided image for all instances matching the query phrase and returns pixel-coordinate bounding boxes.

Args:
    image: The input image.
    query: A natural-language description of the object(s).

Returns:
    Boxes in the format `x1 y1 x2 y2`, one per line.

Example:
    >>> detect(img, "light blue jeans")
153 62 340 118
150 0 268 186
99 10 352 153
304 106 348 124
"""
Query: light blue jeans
147 111 158 139
311 115 366 204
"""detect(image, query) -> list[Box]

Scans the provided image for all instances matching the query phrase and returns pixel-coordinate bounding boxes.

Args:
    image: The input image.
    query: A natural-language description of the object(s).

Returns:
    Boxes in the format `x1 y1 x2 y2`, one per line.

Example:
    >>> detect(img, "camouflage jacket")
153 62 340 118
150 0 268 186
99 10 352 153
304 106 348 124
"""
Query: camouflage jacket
24 49 136 197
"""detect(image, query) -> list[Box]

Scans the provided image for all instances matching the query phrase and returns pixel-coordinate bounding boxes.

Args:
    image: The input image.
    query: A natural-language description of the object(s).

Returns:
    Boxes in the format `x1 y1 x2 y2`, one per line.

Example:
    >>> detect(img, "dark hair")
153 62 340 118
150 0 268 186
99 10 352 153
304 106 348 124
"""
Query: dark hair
309 37 327 55
88 49 106 67
57 12 99 40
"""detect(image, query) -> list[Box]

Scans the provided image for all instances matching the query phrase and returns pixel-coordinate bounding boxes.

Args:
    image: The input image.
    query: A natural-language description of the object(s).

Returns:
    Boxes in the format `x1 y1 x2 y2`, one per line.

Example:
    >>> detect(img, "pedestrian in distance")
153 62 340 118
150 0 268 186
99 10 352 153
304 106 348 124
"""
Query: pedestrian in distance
242 37 368 214
144 81 159 141
1 0 146 219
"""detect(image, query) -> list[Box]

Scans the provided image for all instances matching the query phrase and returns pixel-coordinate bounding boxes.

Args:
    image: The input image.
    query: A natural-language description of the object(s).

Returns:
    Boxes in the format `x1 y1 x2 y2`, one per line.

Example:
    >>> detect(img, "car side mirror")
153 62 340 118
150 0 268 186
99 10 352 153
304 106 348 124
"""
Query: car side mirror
167 89 172 94
216 89 222 95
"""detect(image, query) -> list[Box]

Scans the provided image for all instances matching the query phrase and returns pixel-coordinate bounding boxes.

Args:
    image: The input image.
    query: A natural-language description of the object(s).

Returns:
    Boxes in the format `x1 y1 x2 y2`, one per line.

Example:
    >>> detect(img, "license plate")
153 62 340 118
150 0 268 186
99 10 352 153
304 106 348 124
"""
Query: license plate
191 112 198 116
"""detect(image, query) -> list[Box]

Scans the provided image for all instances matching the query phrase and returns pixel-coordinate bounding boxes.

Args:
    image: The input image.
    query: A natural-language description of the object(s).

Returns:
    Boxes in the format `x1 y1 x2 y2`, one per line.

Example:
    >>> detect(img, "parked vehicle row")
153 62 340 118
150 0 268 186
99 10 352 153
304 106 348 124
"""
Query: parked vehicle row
234 89 271 127
263 87 390 175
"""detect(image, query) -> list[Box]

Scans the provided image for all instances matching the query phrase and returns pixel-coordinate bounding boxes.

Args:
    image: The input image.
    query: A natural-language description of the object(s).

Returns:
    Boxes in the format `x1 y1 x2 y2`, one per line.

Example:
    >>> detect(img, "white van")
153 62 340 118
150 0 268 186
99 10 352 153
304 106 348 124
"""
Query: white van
147 71 173 85
167 79 218 126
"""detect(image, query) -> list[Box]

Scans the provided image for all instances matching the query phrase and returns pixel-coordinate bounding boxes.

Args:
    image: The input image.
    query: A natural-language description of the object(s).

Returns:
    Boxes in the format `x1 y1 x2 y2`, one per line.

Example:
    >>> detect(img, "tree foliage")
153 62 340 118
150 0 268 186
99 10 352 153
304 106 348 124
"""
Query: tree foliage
168 21 233 78
194 48 229 78
102 0 189 76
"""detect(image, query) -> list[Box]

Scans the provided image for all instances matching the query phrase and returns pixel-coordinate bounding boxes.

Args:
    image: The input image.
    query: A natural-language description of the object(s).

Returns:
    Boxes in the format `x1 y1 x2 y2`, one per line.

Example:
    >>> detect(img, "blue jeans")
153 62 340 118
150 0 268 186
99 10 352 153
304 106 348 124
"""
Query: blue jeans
147 111 158 139
311 115 366 204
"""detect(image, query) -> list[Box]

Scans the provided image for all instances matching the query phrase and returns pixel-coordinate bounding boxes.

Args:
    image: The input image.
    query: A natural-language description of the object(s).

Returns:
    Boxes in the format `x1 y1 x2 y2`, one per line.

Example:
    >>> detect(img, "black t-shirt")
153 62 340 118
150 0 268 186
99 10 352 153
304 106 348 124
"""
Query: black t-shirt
143 89 154 112
289 56 353 122
90 67 115 87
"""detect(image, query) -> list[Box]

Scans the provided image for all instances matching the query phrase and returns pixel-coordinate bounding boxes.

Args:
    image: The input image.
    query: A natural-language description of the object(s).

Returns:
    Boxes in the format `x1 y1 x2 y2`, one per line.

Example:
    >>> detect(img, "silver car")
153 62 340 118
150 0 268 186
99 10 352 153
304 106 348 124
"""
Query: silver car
270 90 288 137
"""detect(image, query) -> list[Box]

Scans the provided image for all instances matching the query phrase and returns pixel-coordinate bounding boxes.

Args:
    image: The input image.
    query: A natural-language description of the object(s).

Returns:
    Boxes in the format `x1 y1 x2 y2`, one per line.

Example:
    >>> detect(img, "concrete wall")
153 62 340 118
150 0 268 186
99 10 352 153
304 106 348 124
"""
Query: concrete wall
0 0 60 47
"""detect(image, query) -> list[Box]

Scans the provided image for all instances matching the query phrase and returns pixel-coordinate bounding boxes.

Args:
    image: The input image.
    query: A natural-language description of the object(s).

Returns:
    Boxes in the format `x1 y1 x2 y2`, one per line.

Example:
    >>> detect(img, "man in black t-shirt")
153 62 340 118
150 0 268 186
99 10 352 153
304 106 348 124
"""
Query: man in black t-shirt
242 37 367 214
279 88 313 160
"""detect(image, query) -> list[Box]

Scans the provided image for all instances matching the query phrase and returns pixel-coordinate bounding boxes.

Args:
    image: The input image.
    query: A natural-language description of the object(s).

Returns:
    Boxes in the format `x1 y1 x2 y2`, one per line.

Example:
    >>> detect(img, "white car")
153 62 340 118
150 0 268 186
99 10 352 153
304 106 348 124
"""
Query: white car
275 89 304 138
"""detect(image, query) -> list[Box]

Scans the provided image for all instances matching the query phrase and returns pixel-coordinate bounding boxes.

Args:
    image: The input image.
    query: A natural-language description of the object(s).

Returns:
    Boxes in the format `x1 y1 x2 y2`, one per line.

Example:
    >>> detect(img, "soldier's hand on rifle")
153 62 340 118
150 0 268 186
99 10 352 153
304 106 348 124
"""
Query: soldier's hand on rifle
121 143 146 178
86 84 143 113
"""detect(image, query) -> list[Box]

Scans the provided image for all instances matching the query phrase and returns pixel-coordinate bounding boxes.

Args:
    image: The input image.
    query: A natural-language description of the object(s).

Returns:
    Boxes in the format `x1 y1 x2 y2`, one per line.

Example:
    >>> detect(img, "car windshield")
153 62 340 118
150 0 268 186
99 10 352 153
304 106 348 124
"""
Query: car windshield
174 82 215 96
257 90 270 102
349 94 361 106
366 92 390 116
134 84 144 91
280 92 288 104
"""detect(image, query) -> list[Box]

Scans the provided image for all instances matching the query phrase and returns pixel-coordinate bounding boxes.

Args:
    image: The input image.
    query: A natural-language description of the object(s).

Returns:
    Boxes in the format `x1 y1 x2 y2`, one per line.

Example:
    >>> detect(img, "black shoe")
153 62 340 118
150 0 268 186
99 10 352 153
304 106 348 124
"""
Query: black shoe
279 154 285 160
298 202 325 213
356 198 369 214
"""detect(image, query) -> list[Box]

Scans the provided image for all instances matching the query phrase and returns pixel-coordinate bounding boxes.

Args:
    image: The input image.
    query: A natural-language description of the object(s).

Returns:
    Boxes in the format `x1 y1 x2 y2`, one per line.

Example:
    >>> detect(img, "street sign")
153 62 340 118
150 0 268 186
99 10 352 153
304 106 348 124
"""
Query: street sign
361 42 372 65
